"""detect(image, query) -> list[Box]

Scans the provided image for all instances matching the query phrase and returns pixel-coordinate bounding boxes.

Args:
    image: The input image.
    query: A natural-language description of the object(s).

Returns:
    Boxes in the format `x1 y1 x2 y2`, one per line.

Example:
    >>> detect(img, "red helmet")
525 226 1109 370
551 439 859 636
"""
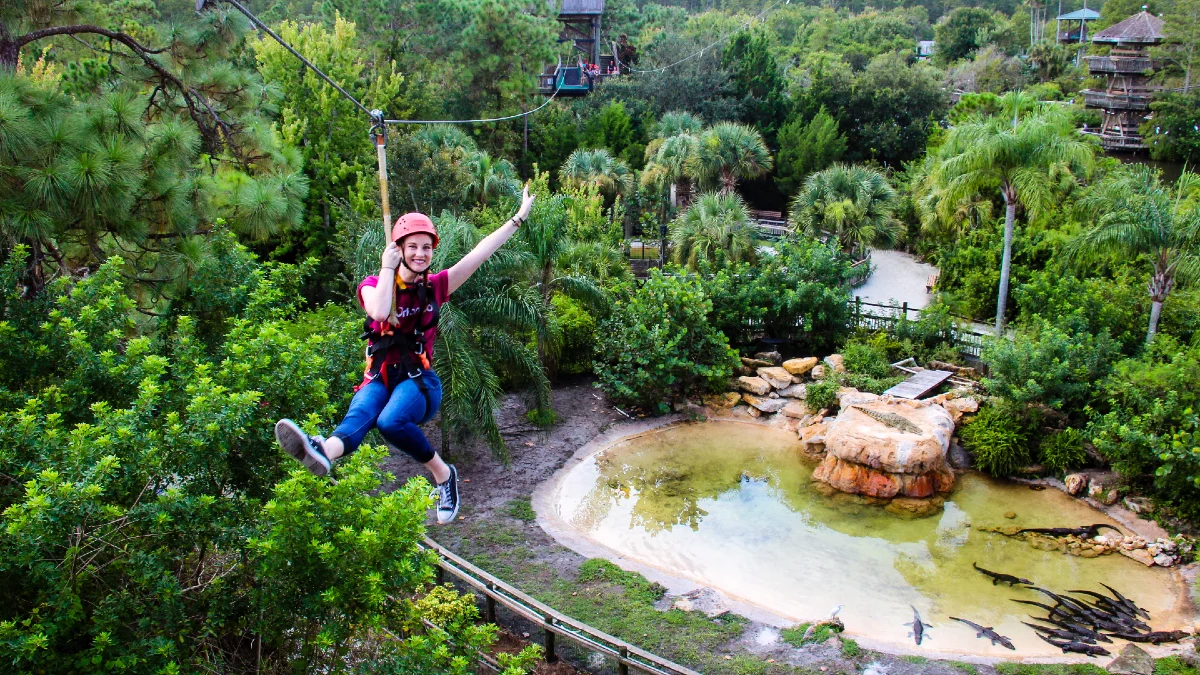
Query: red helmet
391 212 439 247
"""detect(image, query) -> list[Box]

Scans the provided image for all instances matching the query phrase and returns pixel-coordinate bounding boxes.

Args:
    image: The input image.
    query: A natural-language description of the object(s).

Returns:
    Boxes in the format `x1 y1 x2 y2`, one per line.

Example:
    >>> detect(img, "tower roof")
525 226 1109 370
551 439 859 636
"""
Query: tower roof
1092 10 1165 43
559 0 604 14
1056 8 1100 21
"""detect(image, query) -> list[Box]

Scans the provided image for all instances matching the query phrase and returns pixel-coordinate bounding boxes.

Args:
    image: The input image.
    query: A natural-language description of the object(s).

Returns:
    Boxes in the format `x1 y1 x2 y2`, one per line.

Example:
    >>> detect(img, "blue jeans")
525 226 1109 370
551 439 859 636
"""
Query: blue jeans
331 369 443 464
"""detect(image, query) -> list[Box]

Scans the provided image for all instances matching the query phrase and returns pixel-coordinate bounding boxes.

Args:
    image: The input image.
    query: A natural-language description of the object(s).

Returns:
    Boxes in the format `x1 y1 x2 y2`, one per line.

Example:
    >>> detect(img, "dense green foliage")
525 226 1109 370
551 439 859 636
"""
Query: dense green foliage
959 404 1032 476
594 270 738 413
0 247 538 674
706 238 852 351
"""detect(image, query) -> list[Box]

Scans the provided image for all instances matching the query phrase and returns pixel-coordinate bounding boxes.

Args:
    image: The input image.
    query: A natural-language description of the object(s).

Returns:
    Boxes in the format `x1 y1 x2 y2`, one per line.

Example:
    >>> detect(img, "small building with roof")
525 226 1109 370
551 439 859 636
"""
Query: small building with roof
1055 7 1100 43
1081 10 1165 151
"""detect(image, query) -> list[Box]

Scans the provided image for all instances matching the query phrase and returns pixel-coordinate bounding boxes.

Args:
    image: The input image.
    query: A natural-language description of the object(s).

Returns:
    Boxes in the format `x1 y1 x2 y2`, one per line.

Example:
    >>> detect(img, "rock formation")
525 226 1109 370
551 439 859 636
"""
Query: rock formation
813 397 956 499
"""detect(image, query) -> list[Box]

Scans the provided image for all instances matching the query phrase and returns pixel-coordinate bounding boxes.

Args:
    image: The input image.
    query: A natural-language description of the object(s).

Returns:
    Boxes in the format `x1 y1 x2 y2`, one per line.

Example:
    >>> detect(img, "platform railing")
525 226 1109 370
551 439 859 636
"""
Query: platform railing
420 537 703 675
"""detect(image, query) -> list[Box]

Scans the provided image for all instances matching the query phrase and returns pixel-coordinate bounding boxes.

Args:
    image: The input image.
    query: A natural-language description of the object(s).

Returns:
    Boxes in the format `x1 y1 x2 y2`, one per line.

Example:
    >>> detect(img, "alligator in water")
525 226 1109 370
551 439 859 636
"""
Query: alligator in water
949 617 1015 650
1023 588 1127 632
1107 630 1188 645
1068 590 1139 620
1099 582 1151 620
1021 621 1098 645
1014 524 1122 539
972 562 1031 586
1035 634 1111 657
906 606 932 645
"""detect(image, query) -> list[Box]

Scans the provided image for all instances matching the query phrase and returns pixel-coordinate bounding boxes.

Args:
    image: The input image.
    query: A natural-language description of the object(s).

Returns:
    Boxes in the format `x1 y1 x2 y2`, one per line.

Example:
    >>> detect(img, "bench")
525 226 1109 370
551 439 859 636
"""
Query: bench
926 271 940 293
750 209 784 221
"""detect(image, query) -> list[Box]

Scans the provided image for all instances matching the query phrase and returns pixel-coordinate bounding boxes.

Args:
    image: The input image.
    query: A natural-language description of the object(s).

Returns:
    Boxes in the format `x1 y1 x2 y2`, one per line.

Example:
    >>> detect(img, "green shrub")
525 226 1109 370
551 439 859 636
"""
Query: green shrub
577 559 666 604
982 319 1120 414
842 336 892 378
1038 428 1087 474
1087 336 1200 520
840 637 862 657
806 378 841 411
594 270 739 414
842 372 907 395
551 293 597 376
960 403 1033 476
706 239 851 352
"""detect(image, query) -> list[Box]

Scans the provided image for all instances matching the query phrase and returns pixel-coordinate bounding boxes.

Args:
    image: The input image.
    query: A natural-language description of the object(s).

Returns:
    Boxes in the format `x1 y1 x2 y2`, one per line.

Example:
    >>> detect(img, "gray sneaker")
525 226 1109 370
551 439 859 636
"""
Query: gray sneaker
435 465 460 524
274 419 331 476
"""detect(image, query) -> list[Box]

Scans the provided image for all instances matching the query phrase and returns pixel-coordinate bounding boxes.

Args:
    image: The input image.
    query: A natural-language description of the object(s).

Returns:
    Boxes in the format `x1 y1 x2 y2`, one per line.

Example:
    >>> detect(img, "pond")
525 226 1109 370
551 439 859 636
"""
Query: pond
541 421 1192 658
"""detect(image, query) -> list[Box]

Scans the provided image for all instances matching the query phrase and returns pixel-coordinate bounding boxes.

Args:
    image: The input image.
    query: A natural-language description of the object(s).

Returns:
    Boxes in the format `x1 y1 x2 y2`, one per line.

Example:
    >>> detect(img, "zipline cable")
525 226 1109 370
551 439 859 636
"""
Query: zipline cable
218 0 374 117
612 0 787 75
202 0 562 127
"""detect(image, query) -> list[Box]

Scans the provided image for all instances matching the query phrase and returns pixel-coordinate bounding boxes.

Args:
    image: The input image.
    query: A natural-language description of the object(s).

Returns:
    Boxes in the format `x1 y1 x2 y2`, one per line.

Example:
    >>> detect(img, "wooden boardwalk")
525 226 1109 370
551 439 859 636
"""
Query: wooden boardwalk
882 369 955 399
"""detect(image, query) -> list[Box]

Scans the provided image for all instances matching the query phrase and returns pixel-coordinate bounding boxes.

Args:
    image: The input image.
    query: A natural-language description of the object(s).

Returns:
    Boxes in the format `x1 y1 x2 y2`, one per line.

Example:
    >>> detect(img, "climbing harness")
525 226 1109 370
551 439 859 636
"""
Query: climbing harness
358 276 441 411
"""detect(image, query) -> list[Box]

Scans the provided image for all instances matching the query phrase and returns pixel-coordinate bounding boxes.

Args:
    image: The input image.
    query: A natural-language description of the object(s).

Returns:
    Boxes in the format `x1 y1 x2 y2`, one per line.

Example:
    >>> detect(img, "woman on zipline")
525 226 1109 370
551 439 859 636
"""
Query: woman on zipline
274 186 536 525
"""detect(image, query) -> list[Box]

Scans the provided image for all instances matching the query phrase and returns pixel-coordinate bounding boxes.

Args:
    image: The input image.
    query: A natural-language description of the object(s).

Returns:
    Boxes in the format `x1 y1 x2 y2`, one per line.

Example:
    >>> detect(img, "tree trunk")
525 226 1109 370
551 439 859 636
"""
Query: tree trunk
1147 300 1163 343
1146 265 1173 343
995 198 1017 336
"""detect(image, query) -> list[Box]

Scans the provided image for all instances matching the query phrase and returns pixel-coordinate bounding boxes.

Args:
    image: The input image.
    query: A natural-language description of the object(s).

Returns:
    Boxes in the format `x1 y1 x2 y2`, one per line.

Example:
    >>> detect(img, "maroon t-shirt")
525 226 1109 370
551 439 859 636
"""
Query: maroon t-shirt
357 270 450 370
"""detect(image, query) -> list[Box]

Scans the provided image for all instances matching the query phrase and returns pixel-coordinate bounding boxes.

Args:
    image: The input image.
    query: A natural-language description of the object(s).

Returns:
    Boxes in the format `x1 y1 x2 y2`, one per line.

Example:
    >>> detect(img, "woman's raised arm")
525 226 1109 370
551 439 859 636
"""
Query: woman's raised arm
446 186 535 295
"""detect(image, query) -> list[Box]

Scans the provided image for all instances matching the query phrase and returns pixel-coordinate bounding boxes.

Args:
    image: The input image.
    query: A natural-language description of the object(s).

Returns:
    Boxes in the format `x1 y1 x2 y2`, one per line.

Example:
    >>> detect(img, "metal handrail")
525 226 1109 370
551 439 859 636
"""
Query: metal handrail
421 537 703 675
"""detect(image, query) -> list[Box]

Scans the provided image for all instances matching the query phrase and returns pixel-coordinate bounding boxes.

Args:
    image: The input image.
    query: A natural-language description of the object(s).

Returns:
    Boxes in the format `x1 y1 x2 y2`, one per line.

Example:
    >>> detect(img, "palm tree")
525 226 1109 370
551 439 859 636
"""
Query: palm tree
560 148 633 197
1070 166 1200 343
789 164 900 256
931 99 1095 334
670 192 758 270
516 190 611 384
461 150 518 207
655 111 704 138
694 122 772 194
640 132 701 208
415 123 477 152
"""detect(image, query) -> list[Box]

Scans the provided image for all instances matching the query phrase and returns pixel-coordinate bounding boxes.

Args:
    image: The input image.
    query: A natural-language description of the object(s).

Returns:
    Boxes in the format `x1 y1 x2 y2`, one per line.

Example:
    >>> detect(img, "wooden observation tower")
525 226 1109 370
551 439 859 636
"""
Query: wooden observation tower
1081 10 1165 152
538 0 620 96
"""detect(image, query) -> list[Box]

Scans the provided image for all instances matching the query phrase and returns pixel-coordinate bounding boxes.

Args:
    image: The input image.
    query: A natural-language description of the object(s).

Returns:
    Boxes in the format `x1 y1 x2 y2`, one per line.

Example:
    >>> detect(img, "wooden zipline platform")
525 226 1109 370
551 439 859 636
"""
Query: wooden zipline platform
882 368 955 399
420 537 702 675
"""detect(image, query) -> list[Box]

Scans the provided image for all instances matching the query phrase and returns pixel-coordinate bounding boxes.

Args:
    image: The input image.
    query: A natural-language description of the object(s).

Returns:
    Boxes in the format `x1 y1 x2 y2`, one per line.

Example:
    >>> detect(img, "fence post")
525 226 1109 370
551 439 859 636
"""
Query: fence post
618 646 630 675
902 301 908 321
486 585 496 623
854 296 861 326
543 614 557 663
436 565 444 586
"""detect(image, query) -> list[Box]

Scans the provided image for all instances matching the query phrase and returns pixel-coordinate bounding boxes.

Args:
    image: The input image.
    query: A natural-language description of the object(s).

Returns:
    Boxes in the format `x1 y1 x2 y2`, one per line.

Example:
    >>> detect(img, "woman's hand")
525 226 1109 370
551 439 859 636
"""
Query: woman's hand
515 184 535 222
381 242 401 271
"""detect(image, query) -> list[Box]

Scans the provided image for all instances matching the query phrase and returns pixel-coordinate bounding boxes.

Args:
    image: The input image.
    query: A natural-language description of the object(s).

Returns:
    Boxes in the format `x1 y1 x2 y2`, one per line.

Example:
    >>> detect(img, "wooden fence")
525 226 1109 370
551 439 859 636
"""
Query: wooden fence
420 537 702 675
848 297 989 358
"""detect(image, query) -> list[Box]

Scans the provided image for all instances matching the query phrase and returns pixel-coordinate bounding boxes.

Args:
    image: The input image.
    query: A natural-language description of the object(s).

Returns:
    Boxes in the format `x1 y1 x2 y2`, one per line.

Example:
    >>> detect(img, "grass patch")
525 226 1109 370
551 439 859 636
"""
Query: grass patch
994 664 1106 675
450 522 755 673
1156 657 1200 675
902 655 928 664
577 558 666 604
948 661 979 675
504 497 536 522
839 637 861 658
780 622 841 648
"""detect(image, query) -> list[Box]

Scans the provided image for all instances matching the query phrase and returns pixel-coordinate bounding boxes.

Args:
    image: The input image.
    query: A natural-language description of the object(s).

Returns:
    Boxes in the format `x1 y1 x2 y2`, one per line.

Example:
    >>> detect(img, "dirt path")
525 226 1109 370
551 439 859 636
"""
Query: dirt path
854 249 937 310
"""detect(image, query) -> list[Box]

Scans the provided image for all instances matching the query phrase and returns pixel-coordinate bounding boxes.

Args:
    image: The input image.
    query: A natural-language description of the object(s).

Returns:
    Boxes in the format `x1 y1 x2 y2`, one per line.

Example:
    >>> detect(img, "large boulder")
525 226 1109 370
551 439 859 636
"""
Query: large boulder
810 364 827 380
741 356 774 369
738 376 771 396
824 354 846 373
743 394 789 414
781 400 809 419
1106 644 1154 675
1064 473 1088 496
812 398 956 499
782 357 819 376
754 351 783 365
756 367 794 390
798 422 828 455
777 383 806 398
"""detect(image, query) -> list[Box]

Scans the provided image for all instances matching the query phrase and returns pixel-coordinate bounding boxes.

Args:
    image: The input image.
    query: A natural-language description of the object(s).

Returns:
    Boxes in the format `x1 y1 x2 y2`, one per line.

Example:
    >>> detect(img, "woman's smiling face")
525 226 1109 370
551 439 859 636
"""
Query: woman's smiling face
401 234 434 272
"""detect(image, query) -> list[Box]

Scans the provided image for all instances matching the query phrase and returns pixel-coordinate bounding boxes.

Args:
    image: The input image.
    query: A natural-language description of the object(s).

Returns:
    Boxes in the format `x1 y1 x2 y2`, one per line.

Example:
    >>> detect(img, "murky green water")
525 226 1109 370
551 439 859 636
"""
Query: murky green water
551 422 1189 657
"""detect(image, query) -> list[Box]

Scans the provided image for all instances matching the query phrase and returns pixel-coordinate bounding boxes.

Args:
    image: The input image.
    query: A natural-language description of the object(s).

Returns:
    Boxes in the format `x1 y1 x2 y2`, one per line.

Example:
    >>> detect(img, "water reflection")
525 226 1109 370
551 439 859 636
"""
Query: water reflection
553 422 1187 657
